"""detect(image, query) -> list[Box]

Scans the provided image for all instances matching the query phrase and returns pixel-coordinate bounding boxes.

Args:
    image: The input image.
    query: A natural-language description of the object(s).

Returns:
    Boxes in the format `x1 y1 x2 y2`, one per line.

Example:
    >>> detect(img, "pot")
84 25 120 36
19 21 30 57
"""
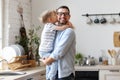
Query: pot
86 56 95 66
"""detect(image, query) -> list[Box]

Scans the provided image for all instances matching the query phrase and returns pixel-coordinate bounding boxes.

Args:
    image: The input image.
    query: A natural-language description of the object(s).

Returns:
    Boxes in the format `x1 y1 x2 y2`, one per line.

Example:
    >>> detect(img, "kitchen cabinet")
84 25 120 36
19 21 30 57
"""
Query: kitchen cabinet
99 69 120 80
75 71 98 80
75 65 120 80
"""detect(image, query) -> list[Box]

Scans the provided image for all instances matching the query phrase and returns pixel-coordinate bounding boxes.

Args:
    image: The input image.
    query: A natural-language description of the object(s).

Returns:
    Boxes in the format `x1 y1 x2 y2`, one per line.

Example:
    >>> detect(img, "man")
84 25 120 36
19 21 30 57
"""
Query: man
41 6 76 80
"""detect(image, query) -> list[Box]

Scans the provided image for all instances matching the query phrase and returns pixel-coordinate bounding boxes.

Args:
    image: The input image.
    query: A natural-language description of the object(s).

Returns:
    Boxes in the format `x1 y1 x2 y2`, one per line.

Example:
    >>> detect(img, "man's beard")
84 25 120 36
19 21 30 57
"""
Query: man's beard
58 21 68 25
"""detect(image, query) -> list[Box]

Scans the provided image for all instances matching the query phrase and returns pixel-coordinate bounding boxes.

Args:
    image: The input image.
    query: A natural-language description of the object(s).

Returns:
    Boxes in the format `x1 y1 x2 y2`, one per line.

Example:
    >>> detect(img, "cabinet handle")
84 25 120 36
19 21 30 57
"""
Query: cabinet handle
109 70 119 72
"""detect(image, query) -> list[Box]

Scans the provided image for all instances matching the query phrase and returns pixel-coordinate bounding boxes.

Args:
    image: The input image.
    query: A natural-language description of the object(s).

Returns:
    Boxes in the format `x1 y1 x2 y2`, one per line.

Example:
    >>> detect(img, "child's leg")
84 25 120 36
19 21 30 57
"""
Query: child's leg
48 61 58 80
46 65 51 80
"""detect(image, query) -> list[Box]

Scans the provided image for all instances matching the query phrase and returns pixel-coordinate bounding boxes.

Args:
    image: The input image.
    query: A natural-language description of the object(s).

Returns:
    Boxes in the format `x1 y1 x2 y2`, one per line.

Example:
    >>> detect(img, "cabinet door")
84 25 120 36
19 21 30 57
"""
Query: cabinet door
75 71 98 80
99 70 120 80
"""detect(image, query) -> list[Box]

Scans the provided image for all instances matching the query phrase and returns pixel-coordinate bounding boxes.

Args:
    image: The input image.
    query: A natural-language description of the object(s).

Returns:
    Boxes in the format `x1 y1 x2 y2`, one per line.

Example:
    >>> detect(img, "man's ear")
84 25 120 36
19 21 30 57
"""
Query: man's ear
68 14 71 20
69 14 71 18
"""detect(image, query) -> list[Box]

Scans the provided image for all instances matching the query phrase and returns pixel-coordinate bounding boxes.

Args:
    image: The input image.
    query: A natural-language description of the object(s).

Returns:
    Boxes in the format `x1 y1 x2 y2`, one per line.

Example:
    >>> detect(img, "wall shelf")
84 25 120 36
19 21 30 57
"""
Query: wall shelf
82 13 120 17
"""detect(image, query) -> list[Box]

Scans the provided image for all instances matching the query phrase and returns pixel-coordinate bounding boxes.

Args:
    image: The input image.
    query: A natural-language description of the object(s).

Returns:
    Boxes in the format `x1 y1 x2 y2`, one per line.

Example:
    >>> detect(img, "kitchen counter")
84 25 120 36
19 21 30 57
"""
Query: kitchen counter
0 66 46 80
1 65 120 80
75 65 120 71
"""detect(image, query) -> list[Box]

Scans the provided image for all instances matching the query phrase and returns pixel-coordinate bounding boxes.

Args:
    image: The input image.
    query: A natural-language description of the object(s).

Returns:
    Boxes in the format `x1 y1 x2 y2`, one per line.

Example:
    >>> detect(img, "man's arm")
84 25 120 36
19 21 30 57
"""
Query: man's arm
44 28 75 65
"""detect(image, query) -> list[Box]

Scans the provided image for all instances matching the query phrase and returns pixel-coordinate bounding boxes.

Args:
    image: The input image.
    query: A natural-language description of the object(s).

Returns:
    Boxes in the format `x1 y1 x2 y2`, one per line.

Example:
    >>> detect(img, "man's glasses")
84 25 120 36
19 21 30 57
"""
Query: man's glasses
57 12 70 16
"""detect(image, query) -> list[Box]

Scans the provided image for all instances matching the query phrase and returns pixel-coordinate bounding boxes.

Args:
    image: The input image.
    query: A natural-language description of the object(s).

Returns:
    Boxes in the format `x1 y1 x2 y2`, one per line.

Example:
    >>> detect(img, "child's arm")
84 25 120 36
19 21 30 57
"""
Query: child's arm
54 21 74 31
55 25 69 30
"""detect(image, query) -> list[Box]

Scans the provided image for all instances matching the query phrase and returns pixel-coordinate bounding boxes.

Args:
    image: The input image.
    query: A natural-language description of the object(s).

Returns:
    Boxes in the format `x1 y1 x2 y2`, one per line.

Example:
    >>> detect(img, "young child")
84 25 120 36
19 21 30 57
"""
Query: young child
39 10 73 80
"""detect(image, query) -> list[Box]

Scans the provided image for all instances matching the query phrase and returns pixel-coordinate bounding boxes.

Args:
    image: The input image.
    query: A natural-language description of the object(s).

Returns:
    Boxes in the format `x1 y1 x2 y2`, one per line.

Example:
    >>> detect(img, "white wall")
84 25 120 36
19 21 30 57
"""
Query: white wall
3 0 32 46
32 0 120 60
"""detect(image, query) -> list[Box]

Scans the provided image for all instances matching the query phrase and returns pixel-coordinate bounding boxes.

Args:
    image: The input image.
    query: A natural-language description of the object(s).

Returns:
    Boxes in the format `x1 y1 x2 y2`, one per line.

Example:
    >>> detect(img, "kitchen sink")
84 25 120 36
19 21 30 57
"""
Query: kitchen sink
0 71 26 75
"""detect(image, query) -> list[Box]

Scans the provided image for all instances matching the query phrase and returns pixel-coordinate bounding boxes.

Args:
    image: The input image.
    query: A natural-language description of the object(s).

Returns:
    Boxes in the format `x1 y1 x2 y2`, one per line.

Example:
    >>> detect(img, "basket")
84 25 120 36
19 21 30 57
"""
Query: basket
8 55 31 70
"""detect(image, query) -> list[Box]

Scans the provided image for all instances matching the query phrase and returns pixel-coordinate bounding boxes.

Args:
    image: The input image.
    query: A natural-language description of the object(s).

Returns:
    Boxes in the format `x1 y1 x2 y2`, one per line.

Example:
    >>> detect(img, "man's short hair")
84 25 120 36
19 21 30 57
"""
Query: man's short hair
56 5 70 13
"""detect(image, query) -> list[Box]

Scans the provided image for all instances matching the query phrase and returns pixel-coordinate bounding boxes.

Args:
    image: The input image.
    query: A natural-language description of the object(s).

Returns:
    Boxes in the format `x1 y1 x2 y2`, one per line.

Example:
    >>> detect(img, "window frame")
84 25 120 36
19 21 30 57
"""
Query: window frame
0 0 3 50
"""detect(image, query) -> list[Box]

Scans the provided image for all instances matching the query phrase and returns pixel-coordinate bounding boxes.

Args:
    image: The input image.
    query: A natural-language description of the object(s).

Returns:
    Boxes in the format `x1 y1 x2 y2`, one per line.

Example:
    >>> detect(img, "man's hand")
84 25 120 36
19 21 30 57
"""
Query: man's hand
40 57 55 65
40 58 47 65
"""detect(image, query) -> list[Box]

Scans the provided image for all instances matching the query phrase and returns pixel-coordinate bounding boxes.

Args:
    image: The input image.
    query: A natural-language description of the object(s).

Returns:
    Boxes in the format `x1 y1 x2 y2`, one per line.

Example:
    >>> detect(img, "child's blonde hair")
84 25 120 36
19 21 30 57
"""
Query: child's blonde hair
39 10 56 24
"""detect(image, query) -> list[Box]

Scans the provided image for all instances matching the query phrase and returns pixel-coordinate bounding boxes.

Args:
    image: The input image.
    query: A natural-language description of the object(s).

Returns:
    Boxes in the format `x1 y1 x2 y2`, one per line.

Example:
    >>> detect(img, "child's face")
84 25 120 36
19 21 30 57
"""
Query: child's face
50 12 58 23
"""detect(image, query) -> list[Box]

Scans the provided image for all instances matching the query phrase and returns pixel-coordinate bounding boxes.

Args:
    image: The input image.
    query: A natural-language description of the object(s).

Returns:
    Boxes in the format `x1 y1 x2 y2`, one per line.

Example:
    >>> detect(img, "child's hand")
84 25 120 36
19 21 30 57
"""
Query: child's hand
62 25 69 30
67 21 74 29
67 21 72 26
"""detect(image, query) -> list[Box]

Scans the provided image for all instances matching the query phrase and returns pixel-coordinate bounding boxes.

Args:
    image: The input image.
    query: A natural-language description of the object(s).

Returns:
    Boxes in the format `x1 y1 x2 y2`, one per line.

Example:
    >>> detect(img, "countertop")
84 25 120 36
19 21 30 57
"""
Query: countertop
1 65 120 79
0 66 46 80
75 65 120 71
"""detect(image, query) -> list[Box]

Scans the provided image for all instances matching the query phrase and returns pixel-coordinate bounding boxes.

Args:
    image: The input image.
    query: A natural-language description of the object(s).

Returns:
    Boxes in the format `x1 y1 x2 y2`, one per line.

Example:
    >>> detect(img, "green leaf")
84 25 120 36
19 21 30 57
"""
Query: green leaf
75 53 83 60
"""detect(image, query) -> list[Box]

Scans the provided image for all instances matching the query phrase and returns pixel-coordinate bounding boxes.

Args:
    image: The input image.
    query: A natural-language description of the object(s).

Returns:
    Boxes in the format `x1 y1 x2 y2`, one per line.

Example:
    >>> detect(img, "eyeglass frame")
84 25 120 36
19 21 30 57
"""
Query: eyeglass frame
57 12 70 16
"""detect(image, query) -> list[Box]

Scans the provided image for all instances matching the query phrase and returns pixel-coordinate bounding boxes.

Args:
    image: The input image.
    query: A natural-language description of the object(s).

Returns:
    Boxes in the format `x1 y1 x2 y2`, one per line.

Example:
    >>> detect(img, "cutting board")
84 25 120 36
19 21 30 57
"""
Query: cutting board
114 32 120 47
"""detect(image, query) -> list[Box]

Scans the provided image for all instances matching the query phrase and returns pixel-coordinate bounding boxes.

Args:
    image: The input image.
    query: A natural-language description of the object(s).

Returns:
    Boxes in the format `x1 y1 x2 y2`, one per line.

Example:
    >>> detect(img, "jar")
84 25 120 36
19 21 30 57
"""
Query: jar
111 58 117 65
102 57 108 65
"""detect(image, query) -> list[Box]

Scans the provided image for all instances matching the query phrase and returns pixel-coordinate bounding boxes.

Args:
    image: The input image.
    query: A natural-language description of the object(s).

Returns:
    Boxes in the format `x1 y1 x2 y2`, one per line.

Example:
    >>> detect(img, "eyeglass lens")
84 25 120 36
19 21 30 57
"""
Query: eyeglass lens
57 12 69 16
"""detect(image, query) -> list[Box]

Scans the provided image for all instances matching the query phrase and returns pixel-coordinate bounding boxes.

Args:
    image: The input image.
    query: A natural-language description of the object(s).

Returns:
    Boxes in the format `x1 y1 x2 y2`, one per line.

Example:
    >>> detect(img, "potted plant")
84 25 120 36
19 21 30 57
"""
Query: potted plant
27 25 41 66
75 52 83 65
15 25 41 66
